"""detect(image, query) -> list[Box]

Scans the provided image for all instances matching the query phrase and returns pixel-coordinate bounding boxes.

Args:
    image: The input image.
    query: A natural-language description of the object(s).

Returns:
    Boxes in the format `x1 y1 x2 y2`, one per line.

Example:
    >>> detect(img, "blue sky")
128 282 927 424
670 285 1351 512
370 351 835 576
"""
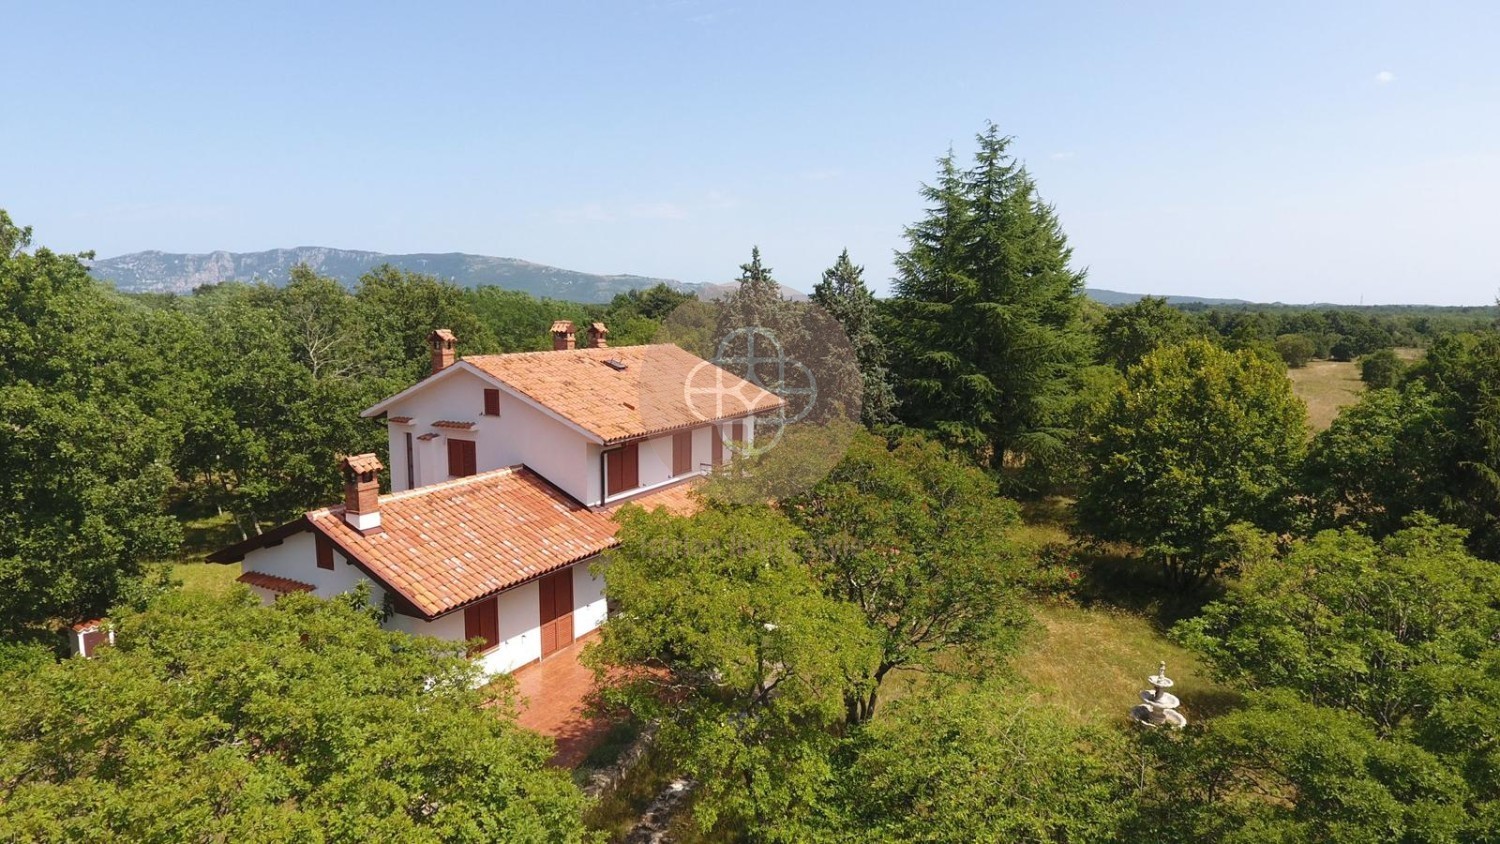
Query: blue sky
3 1 1497 304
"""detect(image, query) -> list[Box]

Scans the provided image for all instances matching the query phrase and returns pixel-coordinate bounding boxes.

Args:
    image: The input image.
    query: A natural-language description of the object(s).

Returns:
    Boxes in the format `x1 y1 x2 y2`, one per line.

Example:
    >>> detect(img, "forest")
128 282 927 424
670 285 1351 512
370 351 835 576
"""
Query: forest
1 125 1498 842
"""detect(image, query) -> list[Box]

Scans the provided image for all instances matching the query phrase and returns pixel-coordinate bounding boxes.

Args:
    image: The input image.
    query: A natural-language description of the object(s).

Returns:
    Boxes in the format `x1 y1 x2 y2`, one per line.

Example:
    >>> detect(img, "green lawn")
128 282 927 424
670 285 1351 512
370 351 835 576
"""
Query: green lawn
172 561 241 596
166 510 244 596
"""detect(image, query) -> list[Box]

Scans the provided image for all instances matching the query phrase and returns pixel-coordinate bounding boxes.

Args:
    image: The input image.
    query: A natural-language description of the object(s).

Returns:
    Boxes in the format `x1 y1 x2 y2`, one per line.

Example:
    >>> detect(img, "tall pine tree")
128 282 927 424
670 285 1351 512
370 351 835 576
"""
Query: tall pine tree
888 125 1089 467
811 249 897 426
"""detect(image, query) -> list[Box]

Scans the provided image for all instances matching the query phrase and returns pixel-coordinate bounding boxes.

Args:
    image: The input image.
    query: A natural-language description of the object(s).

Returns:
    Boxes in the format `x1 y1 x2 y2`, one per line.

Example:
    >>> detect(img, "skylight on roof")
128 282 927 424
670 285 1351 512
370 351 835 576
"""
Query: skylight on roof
604 359 628 371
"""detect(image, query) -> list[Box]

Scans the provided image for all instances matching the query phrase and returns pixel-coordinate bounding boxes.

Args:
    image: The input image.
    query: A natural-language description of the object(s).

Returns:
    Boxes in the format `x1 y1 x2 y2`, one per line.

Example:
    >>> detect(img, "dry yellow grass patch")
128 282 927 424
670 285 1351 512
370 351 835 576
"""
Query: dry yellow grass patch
1287 359 1365 432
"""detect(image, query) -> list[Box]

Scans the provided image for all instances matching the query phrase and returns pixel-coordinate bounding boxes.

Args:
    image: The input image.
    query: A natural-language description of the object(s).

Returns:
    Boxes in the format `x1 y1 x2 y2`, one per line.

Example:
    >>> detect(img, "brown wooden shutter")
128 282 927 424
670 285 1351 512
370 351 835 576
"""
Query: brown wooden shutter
447 439 477 477
483 389 500 416
606 448 624 496
605 442 641 495
673 430 692 476
538 570 574 658
463 596 498 655
711 424 723 466
316 534 335 570
622 441 639 489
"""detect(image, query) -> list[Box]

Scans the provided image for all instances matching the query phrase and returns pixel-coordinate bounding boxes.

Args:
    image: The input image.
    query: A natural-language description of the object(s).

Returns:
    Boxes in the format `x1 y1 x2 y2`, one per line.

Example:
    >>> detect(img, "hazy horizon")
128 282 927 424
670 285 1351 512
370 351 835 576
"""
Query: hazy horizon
5 1 1498 306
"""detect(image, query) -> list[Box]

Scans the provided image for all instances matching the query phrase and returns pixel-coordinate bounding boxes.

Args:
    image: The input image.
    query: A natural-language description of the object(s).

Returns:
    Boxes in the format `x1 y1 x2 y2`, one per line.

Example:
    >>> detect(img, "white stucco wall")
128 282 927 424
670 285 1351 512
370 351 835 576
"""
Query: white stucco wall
241 531 387 603
574 559 608 636
384 582 538 676
639 434 673 488
382 365 595 499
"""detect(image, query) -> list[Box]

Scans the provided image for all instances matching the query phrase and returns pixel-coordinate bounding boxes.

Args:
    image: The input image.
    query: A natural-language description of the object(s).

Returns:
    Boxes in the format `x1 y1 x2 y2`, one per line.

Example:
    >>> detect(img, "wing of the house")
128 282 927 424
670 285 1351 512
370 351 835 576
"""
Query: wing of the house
363 322 784 504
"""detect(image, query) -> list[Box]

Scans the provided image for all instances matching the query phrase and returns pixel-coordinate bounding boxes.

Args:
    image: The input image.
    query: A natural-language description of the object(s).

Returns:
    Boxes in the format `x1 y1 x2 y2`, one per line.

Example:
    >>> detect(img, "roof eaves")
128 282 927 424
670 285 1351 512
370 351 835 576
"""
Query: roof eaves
360 360 486 419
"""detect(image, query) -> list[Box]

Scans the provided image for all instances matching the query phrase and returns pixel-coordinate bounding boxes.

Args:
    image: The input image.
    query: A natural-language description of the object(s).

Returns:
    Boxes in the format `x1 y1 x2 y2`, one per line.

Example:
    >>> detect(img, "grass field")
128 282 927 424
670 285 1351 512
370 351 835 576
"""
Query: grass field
168 510 243 595
1287 359 1365 432
172 561 240 595
1012 601 1239 725
1287 348 1425 432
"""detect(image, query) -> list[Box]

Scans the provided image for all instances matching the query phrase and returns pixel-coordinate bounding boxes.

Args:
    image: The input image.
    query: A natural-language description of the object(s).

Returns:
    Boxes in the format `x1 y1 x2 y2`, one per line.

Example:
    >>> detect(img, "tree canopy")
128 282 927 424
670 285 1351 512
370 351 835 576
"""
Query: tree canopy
0 589 591 842
886 124 1090 466
810 250 897 426
1077 339 1307 587
779 430 1030 722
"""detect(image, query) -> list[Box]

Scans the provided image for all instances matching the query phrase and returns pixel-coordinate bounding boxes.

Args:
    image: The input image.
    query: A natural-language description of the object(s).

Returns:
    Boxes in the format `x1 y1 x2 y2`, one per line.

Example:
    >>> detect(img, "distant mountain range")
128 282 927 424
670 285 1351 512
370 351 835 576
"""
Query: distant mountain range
88 248 699 303
1083 288 1251 306
88 247 1244 307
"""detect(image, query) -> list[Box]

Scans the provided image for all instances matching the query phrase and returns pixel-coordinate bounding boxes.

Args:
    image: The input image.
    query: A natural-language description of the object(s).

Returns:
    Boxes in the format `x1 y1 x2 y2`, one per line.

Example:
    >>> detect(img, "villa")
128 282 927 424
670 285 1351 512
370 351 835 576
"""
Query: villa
209 322 783 677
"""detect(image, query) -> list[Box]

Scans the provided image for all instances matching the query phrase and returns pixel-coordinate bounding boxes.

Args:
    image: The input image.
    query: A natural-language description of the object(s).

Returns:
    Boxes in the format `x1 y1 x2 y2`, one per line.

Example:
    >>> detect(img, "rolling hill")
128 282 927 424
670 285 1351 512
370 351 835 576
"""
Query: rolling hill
87 248 697 303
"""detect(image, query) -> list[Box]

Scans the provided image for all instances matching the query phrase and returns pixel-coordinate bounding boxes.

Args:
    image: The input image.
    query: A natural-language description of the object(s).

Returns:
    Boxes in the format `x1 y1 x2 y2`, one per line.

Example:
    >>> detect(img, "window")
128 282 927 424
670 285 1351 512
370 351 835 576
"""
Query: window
447 438 477 478
605 442 639 496
316 534 335 570
463 596 499 655
403 431 414 491
483 388 500 416
672 430 692 476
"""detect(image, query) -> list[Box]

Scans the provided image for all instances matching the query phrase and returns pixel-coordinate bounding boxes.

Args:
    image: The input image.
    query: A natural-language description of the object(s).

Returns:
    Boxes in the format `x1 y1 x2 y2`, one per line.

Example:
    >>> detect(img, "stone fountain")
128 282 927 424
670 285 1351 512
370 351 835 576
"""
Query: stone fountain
1130 660 1187 728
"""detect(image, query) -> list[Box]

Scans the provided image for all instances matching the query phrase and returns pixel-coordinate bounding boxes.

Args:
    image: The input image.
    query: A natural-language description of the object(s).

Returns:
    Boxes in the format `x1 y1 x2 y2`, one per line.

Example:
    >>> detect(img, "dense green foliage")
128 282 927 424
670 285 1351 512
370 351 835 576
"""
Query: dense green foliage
0 212 181 634
0 589 591 842
591 504 877 840
1360 347 1406 387
1274 332 1316 368
1077 340 1307 586
810 250 897 426
833 685 1132 842
1307 331 1500 559
886 125 1090 466
779 430 1030 722
1169 520 1498 837
1096 295 1201 371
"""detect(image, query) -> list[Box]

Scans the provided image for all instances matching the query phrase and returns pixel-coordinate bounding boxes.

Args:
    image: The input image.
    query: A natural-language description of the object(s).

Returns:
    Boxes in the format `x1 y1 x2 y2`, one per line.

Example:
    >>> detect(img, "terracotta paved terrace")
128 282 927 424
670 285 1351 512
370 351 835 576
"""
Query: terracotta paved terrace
511 633 615 768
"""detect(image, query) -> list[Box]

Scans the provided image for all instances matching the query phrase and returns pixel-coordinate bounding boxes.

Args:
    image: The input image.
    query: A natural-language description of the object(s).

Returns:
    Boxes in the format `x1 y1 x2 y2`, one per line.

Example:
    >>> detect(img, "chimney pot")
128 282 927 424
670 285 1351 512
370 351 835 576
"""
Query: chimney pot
587 322 609 349
550 320 577 351
340 454 384 533
428 329 457 375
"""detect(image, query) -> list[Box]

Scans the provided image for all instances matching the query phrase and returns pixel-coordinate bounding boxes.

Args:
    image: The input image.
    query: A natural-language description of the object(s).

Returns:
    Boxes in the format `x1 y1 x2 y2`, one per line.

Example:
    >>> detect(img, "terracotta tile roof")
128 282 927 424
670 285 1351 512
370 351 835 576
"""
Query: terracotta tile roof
341 453 383 474
429 328 457 342
237 571 316 594
308 467 624 618
388 416 413 424
417 432 440 441
431 419 475 430
71 618 106 633
603 479 704 517
465 345 785 444
550 320 576 333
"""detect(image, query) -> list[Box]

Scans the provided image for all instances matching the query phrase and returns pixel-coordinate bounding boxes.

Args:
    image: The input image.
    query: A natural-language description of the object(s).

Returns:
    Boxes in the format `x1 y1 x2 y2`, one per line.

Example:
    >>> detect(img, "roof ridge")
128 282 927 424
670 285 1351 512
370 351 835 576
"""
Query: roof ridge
463 343 677 363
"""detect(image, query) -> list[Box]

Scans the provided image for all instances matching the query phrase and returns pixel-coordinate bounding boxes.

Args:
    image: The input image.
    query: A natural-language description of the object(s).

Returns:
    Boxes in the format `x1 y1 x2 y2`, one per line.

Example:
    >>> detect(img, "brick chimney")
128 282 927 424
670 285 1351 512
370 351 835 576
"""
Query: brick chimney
341 453 384 534
428 329 456 375
551 320 577 351
587 322 609 349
